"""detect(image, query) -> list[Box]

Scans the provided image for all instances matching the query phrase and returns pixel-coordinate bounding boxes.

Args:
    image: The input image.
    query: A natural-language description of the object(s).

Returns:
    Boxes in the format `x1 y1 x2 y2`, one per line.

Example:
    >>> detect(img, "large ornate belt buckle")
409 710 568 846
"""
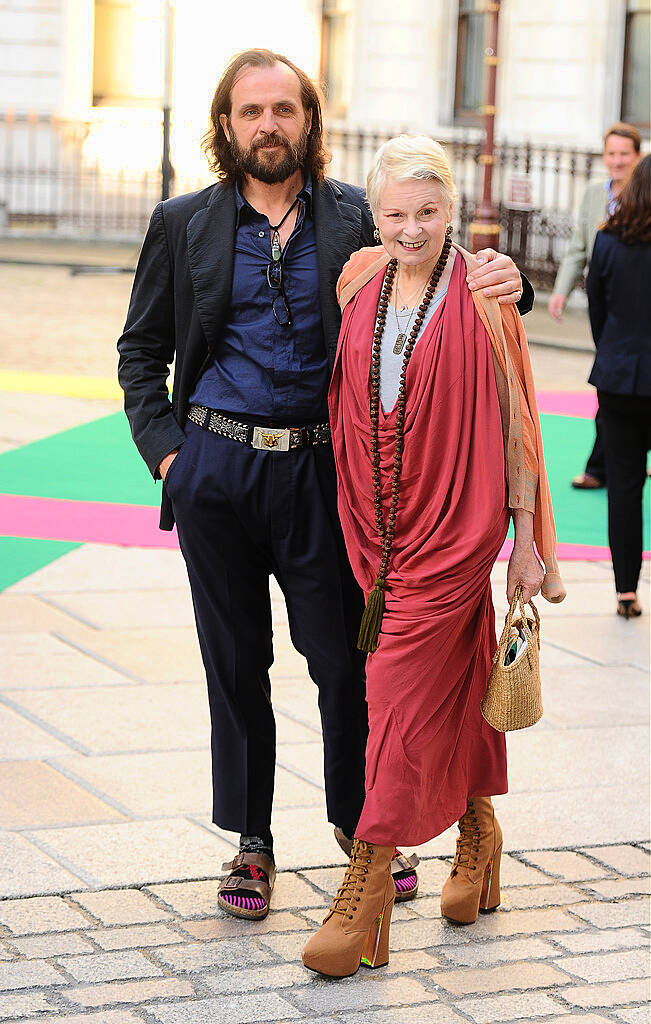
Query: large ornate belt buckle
252 426 291 452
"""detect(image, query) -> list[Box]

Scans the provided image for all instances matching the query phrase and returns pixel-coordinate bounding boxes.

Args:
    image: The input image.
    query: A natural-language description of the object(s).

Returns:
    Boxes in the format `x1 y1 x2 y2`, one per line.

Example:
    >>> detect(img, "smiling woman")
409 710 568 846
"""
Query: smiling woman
302 133 564 979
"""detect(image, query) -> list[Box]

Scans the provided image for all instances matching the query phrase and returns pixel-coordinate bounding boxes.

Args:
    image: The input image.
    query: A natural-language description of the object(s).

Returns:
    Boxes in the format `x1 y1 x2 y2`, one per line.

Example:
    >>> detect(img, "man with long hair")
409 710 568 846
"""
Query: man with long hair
118 48 532 920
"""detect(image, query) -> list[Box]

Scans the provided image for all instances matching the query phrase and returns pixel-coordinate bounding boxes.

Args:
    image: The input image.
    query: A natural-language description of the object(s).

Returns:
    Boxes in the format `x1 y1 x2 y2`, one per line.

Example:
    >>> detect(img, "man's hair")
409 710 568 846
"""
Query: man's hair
603 153 651 244
201 48 330 183
603 121 642 154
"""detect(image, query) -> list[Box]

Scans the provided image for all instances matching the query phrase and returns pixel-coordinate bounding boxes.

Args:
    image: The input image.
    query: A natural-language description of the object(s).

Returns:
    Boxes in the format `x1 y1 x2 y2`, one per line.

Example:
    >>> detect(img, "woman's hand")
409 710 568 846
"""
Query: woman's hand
467 249 523 304
507 509 544 602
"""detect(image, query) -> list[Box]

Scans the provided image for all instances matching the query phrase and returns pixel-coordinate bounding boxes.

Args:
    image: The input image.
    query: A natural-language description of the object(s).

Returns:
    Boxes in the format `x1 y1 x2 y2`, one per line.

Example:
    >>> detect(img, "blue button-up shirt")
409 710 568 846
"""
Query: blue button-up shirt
189 177 329 423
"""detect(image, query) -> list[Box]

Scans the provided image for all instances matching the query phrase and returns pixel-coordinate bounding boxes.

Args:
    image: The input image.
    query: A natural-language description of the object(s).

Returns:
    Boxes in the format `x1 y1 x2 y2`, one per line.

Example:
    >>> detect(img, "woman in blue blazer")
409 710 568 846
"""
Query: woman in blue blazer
586 155 651 618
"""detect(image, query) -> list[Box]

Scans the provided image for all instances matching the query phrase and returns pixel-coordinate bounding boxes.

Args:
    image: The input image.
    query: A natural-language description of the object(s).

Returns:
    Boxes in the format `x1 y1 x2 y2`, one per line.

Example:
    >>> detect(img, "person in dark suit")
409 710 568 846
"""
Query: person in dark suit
586 154 651 619
117 47 532 920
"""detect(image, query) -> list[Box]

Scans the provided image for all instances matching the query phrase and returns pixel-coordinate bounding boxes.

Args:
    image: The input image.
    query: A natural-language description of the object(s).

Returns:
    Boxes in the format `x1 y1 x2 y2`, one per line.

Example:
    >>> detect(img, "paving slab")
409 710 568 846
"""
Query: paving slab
50 587 197 631
427 960 572 996
0 594 93 634
68 888 175 925
492 784 649 849
549 927 649 954
22 820 235 889
560 976 649 1009
56 949 164 983
0 761 125 828
61 976 195 1008
11 682 211 754
146 992 302 1023
0 895 92 934
0 833 86 897
53 750 214 817
522 849 615 882
0 992 54 1019
9 544 189 594
454 992 576 1024
584 845 651 876
0 649 135 690
0 703 76 761
553 947 649 983
290 975 440 1014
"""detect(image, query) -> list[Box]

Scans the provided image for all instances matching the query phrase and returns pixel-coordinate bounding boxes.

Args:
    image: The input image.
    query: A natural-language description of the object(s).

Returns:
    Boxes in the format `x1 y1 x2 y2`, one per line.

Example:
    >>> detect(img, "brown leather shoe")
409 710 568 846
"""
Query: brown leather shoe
440 797 502 924
303 839 394 977
571 472 604 489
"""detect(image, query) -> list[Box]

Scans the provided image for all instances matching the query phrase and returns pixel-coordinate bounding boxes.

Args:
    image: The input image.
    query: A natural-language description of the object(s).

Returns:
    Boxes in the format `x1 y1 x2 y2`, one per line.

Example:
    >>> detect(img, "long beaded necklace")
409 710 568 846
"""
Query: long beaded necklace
357 235 452 654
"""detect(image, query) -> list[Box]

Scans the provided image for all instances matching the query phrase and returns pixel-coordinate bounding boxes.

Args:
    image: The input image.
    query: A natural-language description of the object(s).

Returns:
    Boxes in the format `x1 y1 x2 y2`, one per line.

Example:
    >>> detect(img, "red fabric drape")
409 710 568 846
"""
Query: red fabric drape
329 254 510 846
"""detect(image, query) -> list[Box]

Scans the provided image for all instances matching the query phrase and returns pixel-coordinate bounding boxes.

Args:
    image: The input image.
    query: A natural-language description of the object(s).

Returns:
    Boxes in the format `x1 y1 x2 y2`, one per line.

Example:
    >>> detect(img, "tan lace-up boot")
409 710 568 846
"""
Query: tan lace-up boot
440 796 503 924
302 839 395 977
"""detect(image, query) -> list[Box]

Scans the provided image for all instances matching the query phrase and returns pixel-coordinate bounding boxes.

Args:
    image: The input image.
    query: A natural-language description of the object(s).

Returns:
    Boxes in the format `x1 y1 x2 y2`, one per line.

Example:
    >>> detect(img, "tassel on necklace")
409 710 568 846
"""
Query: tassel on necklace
357 577 387 653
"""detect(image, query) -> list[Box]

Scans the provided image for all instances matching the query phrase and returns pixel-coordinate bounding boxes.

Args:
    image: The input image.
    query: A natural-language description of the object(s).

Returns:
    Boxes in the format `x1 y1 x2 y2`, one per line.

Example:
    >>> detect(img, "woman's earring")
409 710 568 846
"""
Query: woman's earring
373 228 381 243
445 224 453 238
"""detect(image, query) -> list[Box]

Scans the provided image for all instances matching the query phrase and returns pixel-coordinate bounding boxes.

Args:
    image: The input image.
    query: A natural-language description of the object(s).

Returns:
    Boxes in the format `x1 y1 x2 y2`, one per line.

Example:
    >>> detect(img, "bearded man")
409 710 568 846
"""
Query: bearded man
118 48 532 920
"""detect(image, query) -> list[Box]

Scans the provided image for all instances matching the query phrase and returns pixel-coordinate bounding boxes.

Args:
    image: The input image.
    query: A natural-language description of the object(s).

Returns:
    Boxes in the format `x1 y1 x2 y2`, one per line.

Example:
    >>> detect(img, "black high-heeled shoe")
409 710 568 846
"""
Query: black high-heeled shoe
617 597 642 619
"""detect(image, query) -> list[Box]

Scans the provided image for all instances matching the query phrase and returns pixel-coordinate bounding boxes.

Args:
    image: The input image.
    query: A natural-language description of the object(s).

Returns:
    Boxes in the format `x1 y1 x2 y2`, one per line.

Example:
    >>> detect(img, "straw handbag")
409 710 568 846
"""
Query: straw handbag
481 586 542 732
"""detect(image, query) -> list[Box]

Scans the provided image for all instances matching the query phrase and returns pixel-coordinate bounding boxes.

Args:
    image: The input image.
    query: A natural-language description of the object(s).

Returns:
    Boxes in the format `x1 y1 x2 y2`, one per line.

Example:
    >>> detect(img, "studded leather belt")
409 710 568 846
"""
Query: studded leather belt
187 404 331 452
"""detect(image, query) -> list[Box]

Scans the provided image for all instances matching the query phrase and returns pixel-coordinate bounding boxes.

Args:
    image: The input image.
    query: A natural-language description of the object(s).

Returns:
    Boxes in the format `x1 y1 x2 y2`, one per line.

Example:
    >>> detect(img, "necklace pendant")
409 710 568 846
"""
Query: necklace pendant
393 332 407 355
271 234 281 262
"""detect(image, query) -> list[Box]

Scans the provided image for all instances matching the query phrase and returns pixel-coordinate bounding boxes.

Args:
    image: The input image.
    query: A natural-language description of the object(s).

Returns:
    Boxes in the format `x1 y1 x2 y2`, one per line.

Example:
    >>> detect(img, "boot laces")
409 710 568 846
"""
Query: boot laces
330 839 374 919
450 800 481 875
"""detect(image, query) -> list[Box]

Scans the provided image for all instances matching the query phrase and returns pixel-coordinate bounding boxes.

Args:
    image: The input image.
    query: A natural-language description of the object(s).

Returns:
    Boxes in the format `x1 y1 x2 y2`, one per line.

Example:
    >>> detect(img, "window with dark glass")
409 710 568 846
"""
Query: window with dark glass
454 0 487 124
621 0 651 134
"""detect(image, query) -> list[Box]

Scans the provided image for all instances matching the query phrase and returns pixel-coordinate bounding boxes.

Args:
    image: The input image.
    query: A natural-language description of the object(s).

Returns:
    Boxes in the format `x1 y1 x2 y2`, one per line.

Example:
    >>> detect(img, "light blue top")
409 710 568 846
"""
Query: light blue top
379 284 449 412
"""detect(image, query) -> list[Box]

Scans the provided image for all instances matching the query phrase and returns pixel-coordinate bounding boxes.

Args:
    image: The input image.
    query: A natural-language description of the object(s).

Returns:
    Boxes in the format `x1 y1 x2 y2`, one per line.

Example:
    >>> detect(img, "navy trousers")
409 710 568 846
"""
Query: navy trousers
165 420 368 839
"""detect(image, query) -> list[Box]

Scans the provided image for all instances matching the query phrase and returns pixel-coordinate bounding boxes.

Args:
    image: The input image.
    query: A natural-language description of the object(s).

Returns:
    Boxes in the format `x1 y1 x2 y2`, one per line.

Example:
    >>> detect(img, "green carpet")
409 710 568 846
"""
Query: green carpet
0 536 80 591
0 410 648 562
0 412 157 506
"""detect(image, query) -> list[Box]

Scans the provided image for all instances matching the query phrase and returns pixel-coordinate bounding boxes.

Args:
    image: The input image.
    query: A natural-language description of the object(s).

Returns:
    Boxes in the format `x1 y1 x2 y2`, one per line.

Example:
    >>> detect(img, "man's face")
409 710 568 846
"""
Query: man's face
603 134 639 185
220 63 312 184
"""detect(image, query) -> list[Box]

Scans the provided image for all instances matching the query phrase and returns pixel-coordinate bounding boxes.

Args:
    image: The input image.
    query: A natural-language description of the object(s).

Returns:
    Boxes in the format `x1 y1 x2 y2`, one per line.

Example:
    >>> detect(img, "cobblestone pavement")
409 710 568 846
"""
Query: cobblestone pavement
0 840 648 1024
0 255 649 1021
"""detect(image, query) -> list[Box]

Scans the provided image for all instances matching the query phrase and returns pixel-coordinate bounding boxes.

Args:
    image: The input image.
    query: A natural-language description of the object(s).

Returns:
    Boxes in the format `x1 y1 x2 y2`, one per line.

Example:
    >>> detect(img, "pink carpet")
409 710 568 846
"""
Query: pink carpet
3 492 648 561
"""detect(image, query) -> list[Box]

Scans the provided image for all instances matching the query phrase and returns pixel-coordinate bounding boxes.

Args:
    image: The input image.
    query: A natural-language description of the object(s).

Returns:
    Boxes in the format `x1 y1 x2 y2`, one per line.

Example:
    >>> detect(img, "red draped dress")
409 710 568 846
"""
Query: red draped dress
329 253 510 847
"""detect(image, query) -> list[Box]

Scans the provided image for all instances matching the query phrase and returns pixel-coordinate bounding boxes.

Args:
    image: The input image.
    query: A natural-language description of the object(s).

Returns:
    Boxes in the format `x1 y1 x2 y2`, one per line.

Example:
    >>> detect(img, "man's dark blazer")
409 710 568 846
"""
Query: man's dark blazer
117 177 376 529
117 176 534 530
586 230 651 397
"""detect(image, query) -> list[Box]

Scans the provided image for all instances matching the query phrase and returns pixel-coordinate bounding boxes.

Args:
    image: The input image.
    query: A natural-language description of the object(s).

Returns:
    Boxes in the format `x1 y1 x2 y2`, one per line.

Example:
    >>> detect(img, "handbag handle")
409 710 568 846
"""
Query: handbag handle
502 584 540 649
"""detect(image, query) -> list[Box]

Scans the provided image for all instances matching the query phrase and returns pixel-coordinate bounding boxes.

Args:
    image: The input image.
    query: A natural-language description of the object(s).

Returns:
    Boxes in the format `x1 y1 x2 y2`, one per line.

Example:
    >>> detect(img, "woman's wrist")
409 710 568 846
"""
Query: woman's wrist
511 509 535 548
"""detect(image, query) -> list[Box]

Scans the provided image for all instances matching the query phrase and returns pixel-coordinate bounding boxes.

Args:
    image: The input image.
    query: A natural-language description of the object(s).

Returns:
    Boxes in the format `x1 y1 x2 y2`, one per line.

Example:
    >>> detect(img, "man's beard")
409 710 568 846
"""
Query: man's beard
227 119 310 184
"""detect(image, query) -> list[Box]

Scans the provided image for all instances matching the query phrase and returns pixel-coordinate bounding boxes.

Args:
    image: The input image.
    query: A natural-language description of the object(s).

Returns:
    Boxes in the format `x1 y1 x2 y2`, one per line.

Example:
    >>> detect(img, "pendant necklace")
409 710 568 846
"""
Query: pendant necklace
269 197 300 263
392 265 430 355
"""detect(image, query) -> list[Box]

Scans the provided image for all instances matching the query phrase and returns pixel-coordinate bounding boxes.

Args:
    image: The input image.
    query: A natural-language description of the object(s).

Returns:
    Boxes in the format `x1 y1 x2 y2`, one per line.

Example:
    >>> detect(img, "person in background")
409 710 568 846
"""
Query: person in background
548 123 641 490
586 155 651 619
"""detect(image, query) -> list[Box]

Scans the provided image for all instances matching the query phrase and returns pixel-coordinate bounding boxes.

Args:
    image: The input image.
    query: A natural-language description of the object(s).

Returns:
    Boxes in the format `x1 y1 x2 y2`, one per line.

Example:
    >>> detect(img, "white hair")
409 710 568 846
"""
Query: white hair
366 134 457 215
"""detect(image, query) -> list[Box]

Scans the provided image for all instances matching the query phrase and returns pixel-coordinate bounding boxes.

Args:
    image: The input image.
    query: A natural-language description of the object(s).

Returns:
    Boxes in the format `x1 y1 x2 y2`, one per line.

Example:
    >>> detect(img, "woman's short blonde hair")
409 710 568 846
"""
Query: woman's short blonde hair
366 134 457 214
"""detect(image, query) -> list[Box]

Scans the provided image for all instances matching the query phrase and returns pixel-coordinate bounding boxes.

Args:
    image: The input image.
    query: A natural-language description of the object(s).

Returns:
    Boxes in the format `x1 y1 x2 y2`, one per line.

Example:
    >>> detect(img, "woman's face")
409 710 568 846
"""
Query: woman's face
376 178 454 268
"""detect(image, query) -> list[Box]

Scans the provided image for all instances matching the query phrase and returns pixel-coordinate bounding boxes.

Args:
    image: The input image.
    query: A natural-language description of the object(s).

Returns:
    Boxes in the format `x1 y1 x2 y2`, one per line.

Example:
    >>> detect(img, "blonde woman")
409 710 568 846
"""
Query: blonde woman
302 136 564 977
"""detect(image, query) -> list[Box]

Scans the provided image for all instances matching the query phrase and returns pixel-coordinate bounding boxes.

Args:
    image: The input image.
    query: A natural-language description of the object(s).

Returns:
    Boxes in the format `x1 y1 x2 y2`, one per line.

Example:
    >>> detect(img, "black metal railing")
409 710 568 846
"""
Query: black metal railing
0 113 603 285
